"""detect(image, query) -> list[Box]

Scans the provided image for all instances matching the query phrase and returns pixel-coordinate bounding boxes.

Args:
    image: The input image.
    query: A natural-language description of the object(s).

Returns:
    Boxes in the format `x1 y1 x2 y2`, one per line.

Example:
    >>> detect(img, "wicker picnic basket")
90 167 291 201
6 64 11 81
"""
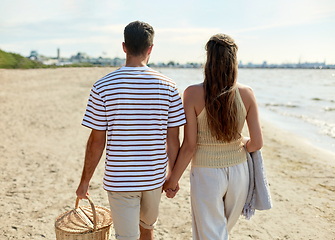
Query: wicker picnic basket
55 196 113 240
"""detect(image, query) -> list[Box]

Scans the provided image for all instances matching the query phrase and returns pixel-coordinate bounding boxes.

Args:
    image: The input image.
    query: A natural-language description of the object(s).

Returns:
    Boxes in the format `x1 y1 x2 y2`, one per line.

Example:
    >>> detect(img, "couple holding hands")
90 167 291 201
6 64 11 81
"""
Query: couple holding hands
76 20 263 240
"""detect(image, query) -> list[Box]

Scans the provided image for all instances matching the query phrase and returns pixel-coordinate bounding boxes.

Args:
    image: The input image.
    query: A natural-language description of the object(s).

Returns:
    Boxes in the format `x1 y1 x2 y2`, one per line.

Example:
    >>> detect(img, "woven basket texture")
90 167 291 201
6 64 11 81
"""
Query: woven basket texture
55 197 112 240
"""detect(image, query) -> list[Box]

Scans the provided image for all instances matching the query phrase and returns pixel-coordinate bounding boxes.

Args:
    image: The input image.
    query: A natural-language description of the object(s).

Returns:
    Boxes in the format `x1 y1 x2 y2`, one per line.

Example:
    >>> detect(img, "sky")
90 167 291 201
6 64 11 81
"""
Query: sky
1 0 335 65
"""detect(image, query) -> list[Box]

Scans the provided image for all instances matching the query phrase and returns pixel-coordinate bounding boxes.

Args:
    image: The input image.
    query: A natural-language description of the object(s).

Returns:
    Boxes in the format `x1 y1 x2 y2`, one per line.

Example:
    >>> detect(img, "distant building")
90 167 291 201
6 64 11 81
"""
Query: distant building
112 57 125 66
28 50 39 60
68 52 125 66
70 52 89 63
238 60 334 69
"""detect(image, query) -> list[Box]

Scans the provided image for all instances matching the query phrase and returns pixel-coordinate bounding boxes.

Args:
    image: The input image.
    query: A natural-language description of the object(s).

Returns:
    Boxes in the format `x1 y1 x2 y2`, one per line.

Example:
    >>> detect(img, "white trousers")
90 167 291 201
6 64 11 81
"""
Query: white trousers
190 161 249 240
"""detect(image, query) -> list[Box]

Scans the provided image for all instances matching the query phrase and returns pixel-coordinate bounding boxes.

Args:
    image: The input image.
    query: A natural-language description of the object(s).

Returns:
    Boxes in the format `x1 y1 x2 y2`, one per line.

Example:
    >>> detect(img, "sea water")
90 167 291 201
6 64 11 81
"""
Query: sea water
155 68 335 154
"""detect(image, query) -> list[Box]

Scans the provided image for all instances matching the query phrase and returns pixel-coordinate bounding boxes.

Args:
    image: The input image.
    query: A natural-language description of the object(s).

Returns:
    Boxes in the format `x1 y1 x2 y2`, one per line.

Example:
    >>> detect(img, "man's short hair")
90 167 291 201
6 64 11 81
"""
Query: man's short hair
124 21 154 56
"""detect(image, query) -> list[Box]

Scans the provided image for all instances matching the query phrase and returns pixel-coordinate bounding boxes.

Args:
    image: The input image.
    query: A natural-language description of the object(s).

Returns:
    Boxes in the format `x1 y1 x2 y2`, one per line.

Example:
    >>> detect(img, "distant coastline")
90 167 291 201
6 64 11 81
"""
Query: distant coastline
1 49 335 69
237 61 335 69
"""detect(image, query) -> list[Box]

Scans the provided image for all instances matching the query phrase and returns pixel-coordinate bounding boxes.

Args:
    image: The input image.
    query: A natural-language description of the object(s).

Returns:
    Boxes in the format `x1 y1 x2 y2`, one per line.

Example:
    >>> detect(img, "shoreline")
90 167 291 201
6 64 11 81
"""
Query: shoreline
0 68 334 239
259 107 335 157
259 118 335 168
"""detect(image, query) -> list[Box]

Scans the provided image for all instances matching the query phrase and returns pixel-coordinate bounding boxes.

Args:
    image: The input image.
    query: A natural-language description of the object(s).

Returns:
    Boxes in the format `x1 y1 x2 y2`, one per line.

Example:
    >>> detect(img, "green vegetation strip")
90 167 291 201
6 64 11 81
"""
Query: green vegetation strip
0 49 97 69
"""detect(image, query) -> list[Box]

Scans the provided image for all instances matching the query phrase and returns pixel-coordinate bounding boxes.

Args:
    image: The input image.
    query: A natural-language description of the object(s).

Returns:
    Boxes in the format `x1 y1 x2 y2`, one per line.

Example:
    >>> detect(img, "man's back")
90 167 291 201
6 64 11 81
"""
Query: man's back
82 66 186 192
76 21 185 240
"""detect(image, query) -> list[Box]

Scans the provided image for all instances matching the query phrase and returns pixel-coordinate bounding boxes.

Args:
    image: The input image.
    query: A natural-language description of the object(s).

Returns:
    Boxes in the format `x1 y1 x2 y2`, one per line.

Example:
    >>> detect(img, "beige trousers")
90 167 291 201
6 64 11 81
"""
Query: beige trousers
190 161 249 240
107 187 162 240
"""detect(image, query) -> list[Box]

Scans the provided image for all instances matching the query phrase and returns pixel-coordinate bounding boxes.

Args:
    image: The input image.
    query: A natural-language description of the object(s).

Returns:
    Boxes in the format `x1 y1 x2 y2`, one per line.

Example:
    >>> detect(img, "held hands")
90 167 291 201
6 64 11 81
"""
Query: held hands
165 183 180 198
163 175 180 198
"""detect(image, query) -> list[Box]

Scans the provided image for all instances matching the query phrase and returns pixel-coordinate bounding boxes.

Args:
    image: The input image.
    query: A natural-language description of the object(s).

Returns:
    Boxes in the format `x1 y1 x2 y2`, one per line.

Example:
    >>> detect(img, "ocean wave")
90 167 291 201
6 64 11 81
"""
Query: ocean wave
324 107 335 112
264 102 299 108
311 97 335 103
266 108 335 139
293 115 335 138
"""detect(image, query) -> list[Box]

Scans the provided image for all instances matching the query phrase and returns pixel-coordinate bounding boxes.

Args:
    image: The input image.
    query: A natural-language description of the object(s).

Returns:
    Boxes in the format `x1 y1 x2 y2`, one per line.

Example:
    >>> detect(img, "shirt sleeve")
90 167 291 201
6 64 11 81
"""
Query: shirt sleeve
82 86 108 130
167 87 186 127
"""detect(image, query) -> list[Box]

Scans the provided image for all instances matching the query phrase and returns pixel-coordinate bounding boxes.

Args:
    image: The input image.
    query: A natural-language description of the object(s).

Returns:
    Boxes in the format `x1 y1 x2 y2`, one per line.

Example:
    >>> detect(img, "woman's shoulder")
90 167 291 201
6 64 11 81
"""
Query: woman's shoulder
184 83 204 96
236 82 257 110
236 82 252 91
186 83 203 91
183 83 205 111
236 82 255 97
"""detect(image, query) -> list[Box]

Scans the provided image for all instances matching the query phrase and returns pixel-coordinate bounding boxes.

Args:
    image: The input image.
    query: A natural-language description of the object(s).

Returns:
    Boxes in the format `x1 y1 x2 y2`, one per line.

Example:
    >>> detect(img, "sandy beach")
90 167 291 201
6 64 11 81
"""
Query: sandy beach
1 67 334 240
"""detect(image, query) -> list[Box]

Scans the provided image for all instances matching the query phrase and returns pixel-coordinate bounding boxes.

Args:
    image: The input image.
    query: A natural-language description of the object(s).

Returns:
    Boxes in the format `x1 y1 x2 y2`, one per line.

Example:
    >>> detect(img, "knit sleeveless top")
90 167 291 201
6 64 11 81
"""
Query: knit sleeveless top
192 87 247 168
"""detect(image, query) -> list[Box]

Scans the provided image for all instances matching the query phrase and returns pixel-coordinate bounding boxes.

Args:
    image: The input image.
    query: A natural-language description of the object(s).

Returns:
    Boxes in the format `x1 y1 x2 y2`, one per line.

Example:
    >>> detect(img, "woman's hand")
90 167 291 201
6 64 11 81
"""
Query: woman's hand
164 182 180 198
163 176 179 198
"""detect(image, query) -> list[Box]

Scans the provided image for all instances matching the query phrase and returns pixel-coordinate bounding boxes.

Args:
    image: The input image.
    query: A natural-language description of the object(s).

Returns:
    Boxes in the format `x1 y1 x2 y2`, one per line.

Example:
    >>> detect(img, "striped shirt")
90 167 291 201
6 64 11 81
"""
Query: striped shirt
82 66 186 192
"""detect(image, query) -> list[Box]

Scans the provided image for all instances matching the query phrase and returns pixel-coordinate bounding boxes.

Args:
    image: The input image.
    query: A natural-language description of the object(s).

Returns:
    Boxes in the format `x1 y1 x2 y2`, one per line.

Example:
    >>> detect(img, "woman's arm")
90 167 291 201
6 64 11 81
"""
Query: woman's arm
163 86 199 192
240 85 263 152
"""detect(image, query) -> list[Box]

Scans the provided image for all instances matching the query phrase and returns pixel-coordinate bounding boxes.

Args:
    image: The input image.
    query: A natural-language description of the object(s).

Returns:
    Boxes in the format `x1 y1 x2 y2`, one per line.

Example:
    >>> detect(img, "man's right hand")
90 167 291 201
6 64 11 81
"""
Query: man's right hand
76 181 89 199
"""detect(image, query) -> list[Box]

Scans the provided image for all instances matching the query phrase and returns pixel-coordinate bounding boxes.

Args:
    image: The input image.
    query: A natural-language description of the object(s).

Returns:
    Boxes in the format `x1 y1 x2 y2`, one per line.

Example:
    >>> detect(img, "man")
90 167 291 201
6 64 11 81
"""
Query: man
76 21 186 240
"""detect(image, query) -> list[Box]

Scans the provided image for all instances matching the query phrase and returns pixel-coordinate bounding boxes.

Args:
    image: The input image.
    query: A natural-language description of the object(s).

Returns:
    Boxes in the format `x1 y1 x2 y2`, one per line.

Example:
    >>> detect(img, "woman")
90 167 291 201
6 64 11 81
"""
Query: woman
164 33 263 239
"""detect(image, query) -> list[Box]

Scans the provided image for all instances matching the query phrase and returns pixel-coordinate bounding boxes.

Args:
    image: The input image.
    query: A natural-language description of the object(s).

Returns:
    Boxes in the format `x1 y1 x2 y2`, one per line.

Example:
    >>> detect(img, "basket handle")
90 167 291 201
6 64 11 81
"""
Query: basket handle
75 196 97 231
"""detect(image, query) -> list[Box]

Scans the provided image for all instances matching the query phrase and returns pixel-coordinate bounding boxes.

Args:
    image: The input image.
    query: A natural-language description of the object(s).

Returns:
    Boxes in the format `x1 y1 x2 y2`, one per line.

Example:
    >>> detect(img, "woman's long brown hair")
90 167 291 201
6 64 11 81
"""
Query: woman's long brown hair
204 34 239 142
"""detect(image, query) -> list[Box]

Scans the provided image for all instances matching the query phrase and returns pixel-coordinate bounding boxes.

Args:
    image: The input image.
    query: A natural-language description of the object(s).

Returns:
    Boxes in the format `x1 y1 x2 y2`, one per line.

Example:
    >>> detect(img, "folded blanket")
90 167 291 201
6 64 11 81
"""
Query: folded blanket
242 149 273 220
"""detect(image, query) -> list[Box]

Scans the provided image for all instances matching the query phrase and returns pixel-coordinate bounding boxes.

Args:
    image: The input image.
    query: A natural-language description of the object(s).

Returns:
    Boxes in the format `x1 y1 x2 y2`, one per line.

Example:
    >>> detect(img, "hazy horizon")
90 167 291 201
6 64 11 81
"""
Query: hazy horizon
1 0 335 65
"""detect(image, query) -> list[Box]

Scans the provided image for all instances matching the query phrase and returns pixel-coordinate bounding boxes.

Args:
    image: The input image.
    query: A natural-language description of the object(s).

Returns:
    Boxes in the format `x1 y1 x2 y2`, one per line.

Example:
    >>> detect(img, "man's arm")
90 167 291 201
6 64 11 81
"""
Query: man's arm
164 126 181 197
166 126 180 175
76 129 106 199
